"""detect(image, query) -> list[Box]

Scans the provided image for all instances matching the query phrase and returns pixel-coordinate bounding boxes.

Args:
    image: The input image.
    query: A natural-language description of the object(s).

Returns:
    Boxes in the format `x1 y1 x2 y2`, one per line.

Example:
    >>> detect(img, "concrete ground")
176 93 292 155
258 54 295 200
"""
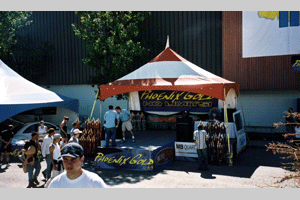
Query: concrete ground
0 139 299 188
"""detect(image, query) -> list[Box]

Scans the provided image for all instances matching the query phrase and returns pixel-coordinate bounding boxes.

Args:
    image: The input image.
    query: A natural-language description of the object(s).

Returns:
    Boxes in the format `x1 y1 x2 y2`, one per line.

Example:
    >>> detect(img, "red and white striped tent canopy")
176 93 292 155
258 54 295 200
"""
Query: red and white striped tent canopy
99 47 239 106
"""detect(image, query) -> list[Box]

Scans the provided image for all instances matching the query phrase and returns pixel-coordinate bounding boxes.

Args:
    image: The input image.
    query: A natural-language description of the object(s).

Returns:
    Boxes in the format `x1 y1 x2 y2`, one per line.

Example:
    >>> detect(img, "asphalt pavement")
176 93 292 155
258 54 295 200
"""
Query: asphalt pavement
0 139 299 188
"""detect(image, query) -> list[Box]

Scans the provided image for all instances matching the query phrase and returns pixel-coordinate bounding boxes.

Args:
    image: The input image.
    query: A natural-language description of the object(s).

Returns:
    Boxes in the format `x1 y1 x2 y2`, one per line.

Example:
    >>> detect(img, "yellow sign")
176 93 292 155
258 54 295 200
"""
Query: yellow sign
292 60 300 67
94 152 154 167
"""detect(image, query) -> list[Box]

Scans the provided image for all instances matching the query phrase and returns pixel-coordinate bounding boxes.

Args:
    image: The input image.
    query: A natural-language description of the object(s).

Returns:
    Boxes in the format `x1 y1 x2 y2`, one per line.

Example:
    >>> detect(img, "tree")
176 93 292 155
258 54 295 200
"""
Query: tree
0 11 54 84
0 11 32 61
72 11 151 88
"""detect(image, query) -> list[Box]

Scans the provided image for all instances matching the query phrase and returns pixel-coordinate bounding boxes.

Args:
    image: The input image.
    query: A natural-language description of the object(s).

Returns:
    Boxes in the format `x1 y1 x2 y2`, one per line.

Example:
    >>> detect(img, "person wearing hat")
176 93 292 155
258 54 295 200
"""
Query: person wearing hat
44 133 63 188
193 122 209 171
21 132 42 188
41 128 55 180
0 124 14 167
68 129 82 144
48 143 107 188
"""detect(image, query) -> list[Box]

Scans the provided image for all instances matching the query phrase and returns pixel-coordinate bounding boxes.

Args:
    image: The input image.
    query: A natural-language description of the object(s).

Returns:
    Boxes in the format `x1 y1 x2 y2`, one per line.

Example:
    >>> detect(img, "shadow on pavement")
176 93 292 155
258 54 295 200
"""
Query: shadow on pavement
84 140 289 186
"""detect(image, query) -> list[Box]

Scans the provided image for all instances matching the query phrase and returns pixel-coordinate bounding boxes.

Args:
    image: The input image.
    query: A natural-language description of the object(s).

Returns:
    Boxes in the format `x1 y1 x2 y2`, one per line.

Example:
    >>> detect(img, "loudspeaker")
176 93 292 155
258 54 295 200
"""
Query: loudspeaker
221 108 236 122
176 117 194 142
116 121 123 139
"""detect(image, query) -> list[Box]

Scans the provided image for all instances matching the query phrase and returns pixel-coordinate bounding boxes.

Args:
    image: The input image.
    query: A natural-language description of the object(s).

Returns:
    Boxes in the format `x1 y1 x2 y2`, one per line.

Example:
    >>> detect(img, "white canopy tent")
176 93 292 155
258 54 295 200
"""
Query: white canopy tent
99 47 239 115
0 60 79 123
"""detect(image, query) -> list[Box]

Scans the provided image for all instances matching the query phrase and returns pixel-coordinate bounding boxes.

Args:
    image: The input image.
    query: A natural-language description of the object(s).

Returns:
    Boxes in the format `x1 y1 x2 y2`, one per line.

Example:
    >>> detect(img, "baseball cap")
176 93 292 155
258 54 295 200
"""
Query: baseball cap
73 129 82 135
61 143 84 158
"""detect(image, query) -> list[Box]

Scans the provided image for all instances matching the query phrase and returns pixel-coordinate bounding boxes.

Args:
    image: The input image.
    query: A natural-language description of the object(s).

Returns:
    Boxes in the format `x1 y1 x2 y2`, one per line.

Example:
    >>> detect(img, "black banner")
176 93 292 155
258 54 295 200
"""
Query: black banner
139 90 218 112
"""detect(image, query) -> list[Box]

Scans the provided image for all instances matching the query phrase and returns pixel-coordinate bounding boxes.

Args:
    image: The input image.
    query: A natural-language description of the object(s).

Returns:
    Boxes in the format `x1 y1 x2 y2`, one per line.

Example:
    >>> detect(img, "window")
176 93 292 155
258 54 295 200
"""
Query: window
23 125 38 134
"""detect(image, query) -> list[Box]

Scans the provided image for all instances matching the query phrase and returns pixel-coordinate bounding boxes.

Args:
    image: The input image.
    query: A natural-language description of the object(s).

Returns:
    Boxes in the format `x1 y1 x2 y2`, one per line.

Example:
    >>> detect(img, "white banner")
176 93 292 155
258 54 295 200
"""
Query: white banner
242 11 300 58
175 142 197 158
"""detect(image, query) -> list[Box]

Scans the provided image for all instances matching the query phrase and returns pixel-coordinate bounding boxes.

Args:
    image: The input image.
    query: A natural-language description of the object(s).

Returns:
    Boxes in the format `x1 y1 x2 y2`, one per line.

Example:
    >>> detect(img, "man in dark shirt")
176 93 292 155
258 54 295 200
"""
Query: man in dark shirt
21 132 41 188
0 125 14 166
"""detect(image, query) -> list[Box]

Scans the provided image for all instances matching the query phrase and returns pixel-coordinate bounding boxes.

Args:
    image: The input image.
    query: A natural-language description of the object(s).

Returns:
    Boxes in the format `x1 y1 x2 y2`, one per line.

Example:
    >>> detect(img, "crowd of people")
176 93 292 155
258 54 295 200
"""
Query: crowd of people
0 104 135 188
0 117 106 188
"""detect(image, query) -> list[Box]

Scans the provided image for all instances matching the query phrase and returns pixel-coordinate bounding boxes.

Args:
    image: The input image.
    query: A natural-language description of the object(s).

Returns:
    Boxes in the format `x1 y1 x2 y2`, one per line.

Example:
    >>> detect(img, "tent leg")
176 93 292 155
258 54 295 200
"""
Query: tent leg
100 99 102 127
224 87 233 166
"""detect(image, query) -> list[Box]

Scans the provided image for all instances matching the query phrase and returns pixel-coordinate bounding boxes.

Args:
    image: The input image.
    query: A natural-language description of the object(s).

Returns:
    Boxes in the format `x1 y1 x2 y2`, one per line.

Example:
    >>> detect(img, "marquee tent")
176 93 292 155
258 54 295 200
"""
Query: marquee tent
99 47 239 112
0 60 79 123
99 46 239 166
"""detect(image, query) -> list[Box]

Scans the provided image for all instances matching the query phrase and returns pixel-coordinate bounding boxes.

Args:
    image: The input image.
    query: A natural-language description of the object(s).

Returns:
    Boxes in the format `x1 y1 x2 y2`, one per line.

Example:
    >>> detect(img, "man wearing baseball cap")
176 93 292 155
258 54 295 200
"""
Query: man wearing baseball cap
48 143 106 188
68 129 81 144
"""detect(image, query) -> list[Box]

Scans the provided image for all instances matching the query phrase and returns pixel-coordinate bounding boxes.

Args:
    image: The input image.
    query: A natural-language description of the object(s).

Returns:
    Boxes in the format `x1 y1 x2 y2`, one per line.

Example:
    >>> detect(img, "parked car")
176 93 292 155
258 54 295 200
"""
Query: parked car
13 121 60 141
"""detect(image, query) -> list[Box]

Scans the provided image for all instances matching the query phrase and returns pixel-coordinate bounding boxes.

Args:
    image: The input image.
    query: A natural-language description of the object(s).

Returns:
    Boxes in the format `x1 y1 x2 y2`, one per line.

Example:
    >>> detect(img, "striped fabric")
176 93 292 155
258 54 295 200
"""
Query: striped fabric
193 130 209 149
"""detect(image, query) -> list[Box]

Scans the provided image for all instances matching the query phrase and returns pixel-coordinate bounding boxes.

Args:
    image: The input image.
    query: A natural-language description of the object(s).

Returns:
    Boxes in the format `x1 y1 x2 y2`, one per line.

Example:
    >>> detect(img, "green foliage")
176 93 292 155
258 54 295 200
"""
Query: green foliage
0 11 54 84
0 11 32 58
72 11 151 86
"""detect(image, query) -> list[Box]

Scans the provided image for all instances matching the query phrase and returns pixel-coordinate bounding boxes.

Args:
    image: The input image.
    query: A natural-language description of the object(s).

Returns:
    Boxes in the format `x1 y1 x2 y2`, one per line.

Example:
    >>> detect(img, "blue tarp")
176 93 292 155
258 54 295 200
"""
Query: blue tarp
0 94 79 123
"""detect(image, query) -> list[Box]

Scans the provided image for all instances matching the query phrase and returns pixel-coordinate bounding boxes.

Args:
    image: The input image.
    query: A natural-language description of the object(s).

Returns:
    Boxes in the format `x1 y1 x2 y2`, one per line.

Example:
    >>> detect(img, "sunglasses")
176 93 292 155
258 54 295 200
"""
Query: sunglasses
61 145 83 157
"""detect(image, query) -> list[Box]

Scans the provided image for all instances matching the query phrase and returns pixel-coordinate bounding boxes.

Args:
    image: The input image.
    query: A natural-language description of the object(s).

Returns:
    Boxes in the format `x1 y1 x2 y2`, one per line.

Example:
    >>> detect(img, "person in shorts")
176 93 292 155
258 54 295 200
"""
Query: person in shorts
0 125 14 166
115 106 135 143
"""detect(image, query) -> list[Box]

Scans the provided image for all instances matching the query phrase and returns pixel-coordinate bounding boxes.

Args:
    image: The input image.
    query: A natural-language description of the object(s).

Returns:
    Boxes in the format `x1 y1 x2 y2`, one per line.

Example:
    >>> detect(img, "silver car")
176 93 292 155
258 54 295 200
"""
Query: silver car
13 121 60 141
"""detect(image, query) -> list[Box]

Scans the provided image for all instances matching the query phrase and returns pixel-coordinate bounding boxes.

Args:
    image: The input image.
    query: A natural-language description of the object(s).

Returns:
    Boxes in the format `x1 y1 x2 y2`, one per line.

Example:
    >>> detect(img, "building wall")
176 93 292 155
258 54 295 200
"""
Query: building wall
237 90 300 133
41 84 127 125
222 11 300 132
142 11 223 76
17 11 223 86
17 11 92 85
222 11 300 90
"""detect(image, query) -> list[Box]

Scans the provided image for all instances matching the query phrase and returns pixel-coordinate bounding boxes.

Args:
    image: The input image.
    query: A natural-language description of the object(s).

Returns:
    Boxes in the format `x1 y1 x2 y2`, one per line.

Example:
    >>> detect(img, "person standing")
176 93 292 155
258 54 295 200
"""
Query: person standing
68 129 81 144
21 133 41 188
104 105 119 147
37 120 48 140
0 124 14 167
60 116 70 145
44 134 63 188
70 121 79 139
193 123 209 171
41 128 55 180
48 143 107 188
115 106 135 143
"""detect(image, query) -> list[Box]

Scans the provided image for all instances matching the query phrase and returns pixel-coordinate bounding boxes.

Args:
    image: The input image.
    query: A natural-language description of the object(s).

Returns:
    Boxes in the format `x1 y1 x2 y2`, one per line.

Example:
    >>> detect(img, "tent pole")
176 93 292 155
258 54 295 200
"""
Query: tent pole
99 89 102 127
224 87 233 166
100 100 102 126
90 89 99 121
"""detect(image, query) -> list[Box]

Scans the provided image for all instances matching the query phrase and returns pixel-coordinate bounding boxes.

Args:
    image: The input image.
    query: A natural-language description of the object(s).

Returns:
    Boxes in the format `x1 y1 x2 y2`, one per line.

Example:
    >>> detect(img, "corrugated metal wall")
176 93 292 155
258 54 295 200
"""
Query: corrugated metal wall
17 11 222 85
141 11 222 76
18 11 91 85
222 11 300 91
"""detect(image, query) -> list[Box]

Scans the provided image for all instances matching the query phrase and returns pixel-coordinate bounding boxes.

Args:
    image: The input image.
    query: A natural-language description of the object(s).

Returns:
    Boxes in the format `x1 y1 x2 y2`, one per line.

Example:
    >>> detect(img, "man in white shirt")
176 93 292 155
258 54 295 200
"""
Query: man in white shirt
48 143 107 188
41 128 55 180
193 122 209 171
